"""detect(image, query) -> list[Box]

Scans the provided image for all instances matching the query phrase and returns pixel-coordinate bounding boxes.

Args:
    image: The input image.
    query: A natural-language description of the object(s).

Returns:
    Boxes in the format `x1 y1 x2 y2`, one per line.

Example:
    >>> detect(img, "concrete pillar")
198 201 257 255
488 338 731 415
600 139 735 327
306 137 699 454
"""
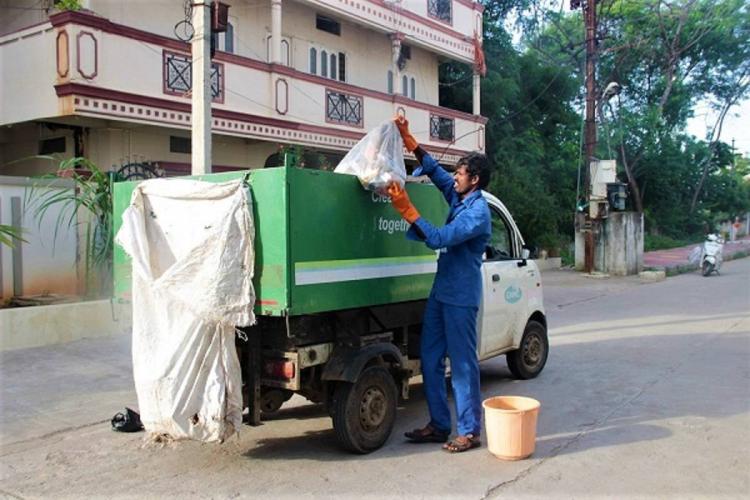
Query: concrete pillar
271 0 282 64
472 72 481 116
191 2 212 175
390 33 402 94
602 212 644 276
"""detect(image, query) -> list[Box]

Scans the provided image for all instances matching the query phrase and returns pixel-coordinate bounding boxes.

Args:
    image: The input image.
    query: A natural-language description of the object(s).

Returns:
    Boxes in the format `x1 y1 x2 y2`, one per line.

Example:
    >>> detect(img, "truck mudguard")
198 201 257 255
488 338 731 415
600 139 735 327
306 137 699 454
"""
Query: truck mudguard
322 343 405 383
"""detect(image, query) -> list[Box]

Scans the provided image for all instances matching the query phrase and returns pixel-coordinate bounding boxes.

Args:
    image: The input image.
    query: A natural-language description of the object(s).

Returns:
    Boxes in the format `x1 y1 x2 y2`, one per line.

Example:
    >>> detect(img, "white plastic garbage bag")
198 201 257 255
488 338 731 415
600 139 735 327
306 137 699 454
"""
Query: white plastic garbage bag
115 178 255 443
334 120 406 191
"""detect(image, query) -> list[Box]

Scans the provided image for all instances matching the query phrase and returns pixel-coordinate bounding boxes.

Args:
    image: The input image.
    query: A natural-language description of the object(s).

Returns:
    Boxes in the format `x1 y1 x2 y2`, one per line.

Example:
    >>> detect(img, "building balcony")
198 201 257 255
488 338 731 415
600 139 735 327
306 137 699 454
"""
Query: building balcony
298 0 484 64
0 10 486 166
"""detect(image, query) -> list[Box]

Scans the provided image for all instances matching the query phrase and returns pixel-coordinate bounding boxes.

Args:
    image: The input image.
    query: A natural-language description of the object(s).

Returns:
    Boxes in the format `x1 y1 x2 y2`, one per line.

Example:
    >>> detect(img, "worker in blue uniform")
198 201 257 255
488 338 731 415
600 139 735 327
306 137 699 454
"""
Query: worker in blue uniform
387 116 491 453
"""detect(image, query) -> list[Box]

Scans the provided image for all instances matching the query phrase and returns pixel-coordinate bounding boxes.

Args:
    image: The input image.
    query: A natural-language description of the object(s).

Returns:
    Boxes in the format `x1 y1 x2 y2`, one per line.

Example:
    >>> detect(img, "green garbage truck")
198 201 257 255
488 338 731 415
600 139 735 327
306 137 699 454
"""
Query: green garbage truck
113 166 548 453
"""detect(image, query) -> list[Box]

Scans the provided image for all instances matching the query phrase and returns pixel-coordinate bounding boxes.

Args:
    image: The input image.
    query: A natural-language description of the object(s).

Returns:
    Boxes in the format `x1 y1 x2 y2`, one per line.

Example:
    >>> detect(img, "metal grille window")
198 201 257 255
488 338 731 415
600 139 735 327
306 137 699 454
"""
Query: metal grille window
326 90 363 126
164 52 223 101
427 0 452 23
430 115 455 141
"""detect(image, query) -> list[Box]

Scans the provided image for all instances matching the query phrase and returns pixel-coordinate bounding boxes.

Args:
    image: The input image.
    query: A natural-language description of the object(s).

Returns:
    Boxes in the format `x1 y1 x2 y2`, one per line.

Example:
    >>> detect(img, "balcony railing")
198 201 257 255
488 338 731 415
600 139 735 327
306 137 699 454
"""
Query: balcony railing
325 90 363 127
430 115 455 142
427 0 453 24
163 51 224 103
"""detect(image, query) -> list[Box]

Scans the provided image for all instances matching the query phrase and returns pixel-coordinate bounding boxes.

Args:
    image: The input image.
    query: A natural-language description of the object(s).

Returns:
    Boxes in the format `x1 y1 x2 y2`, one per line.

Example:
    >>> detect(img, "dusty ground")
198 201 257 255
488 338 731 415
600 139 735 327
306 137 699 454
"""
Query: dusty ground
1 259 748 499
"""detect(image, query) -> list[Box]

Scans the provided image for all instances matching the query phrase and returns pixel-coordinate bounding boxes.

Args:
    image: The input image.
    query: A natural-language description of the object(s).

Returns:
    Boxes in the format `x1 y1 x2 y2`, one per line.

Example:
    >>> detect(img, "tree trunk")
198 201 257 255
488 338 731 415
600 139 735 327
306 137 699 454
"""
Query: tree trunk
620 141 643 213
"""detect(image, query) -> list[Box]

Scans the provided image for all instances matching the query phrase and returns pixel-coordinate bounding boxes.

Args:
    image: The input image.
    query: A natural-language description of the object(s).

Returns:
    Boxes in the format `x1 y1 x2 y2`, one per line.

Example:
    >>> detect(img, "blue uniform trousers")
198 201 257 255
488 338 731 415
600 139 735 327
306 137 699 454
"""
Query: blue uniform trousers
421 296 482 436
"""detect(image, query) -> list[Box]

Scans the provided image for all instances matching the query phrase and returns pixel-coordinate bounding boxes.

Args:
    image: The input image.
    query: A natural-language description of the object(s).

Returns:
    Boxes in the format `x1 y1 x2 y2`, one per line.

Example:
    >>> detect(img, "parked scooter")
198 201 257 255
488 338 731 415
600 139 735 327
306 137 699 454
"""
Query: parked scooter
700 234 724 276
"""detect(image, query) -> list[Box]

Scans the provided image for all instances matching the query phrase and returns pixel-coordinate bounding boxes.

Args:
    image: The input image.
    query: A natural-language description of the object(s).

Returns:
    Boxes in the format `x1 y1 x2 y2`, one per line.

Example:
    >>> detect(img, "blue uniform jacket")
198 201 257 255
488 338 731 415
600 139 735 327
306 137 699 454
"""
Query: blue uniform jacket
406 152 491 308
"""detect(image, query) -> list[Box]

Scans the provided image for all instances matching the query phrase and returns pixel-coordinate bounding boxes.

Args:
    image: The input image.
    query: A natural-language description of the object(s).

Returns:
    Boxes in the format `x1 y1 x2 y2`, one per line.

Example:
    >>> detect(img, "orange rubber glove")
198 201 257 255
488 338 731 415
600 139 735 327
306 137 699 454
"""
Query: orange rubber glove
387 182 420 224
394 116 419 152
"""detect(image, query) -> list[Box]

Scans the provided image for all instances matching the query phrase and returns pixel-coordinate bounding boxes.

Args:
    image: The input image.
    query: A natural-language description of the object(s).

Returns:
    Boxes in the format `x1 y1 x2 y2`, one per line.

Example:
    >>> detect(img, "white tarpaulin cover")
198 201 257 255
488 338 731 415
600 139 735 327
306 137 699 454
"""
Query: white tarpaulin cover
115 178 256 442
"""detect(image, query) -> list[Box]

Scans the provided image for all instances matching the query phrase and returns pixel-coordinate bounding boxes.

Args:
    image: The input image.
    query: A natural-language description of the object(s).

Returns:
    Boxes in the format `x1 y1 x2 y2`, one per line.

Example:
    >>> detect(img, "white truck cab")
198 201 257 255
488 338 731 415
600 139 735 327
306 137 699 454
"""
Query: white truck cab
479 192 548 379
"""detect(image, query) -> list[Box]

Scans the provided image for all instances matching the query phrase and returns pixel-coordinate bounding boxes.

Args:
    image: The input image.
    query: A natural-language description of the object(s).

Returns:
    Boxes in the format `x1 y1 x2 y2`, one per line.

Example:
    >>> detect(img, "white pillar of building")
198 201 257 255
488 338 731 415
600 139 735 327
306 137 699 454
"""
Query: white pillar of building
472 72 481 116
191 2 212 175
390 33 403 115
271 0 282 63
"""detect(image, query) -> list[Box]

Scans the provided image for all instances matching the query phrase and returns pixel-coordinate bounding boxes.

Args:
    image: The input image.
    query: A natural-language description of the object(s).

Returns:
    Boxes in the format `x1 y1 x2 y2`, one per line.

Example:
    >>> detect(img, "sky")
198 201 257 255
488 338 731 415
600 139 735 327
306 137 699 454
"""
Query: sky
686 99 750 157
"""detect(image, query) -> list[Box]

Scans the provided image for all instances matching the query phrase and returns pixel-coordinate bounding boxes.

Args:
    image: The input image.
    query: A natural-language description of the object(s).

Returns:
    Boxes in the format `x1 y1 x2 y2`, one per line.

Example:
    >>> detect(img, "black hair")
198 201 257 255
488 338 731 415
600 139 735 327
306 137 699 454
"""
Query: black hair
457 152 491 190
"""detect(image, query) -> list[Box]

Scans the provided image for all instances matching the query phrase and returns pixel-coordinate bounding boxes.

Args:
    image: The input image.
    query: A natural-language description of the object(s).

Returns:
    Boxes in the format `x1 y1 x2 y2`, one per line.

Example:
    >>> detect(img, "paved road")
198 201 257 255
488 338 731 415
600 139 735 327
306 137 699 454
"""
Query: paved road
1 259 748 499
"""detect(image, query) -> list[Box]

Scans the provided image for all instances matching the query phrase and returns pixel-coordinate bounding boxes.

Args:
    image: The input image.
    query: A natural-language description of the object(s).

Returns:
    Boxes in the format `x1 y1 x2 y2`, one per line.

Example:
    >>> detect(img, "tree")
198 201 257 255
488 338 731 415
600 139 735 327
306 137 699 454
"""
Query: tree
596 0 750 218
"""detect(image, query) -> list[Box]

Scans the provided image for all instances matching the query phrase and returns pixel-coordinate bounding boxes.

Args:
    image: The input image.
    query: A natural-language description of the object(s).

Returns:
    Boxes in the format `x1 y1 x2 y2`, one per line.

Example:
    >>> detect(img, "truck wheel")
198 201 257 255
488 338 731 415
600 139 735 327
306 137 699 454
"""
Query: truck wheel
331 366 397 454
260 389 293 414
507 320 548 380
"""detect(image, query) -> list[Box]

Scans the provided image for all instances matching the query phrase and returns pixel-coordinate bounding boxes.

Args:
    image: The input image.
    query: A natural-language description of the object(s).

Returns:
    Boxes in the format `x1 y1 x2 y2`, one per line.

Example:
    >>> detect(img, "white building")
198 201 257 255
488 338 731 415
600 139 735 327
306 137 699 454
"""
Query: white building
0 0 486 177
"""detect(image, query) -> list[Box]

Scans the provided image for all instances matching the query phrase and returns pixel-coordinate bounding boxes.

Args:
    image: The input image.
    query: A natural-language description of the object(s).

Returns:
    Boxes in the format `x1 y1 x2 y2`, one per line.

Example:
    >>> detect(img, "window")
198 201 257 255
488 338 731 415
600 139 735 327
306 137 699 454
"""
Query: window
326 90 363 126
309 47 317 74
170 136 191 154
224 23 234 53
430 115 455 141
330 53 337 79
338 52 346 81
281 39 290 64
427 0 452 23
316 14 341 36
164 51 224 101
400 44 411 60
410 77 416 100
267 36 291 65
39 137 66 155
387 71 394 94
487 208 513 260
310 46 345 81
211 22 234 54
402 75 408 97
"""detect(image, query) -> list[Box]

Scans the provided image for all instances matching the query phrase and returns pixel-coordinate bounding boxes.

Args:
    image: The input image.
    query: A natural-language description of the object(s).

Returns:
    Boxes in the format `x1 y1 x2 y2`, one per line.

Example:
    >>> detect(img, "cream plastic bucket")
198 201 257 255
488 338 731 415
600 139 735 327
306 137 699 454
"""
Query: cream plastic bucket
483 396 540 460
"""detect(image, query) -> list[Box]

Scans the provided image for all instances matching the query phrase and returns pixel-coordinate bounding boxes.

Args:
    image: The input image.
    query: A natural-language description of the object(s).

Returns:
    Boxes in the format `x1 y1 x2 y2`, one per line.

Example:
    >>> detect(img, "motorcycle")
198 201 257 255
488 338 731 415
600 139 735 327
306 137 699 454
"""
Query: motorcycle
700 234 724 276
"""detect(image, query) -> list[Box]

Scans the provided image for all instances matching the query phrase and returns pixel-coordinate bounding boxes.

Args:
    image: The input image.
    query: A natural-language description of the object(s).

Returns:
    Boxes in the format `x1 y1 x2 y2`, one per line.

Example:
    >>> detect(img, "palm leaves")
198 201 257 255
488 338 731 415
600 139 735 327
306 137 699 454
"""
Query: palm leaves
26 156 114 296
0 224 26 248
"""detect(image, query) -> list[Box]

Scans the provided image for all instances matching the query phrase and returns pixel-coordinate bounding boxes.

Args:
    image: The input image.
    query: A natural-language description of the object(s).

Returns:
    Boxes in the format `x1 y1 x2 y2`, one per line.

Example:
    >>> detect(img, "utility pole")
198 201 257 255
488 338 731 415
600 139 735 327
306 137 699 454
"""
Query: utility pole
191 1 212 175
582 0 597 273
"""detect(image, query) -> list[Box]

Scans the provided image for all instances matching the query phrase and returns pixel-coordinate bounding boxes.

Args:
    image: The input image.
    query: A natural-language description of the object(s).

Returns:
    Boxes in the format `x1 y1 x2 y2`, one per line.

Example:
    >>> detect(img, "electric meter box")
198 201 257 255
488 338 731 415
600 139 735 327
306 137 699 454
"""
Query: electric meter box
590 160 617 199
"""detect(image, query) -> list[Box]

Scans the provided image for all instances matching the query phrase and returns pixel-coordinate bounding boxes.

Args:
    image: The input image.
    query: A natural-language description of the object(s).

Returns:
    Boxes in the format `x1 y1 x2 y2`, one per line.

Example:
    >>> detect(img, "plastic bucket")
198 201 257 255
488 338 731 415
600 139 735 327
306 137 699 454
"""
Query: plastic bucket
483 396 540 460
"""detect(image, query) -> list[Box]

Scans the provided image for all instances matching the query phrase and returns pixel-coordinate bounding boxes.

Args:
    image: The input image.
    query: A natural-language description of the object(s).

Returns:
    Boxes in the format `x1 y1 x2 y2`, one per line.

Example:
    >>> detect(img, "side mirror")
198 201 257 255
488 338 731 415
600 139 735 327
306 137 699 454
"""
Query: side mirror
521 248 531 260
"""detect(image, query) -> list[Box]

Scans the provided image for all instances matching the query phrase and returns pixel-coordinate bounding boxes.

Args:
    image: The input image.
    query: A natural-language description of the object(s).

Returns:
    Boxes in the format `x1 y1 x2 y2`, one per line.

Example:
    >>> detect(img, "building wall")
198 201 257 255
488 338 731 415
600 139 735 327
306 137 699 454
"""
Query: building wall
0 122 279 176
0 123 75 176
0 176 78 299
0 24 59 127
86 0 439 103
0 0 50 35
86 125 279 172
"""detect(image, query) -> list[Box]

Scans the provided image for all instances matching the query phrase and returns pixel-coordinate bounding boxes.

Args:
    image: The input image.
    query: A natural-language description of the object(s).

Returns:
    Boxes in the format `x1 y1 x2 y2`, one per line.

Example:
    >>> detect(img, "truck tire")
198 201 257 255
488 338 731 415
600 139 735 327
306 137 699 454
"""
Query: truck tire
260 388 293 415
331 365 397 454
507 320 548 380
